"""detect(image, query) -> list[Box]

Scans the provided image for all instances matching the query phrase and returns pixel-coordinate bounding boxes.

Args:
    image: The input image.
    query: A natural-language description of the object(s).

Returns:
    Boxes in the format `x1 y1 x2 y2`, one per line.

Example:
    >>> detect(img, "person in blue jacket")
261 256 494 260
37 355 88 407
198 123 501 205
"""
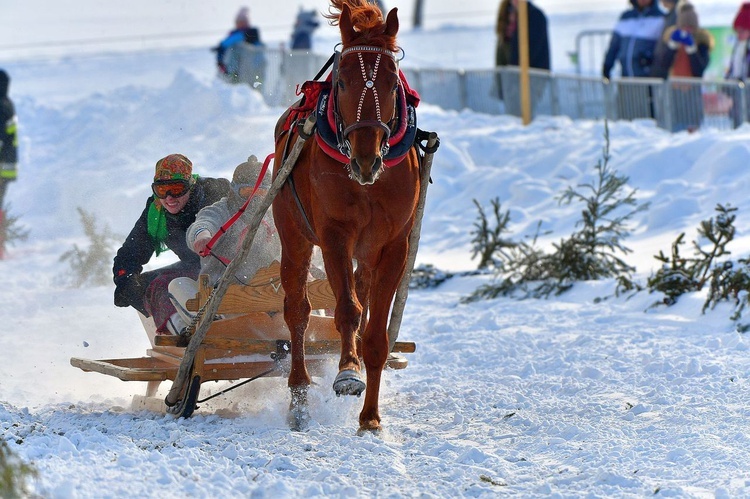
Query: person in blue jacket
214 7 265 82
603 0 665 79
602 0 665 120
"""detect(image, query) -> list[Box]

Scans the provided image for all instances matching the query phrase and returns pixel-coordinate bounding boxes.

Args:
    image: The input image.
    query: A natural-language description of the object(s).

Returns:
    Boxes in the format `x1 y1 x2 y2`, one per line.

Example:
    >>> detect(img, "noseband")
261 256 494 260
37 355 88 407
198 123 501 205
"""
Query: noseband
333 45 399 159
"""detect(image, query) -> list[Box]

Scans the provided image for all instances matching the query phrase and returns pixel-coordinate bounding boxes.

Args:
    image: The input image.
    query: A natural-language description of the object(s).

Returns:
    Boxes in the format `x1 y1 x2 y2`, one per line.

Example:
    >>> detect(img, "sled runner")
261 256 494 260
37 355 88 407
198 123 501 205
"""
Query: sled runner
70 260 416 418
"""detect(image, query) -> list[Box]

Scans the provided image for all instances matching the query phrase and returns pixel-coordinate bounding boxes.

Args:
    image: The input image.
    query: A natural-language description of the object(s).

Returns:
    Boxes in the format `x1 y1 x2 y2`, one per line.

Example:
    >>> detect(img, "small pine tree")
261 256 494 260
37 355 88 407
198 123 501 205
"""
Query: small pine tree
647 233 697 305
552 123 649 285
0 440 37 498
465 122 647 302
409 264 455 289
469 197 514 271
59 207 121 287
648 204 737 307
0 204 30 255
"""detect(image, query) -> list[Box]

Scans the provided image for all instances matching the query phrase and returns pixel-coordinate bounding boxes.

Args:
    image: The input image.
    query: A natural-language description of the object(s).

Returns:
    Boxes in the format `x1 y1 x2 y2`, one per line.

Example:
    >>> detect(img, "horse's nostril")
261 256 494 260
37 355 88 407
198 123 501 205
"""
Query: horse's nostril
350 158 360 176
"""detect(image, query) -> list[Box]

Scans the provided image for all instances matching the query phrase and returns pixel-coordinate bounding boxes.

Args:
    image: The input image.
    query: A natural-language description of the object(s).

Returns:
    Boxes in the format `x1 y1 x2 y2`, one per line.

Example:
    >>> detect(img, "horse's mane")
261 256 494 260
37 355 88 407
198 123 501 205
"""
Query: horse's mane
324 0 397 51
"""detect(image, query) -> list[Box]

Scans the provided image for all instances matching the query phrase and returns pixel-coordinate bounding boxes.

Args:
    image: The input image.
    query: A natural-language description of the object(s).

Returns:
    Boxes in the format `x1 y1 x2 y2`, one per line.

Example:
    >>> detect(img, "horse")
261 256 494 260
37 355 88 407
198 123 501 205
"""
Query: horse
272 0 421 432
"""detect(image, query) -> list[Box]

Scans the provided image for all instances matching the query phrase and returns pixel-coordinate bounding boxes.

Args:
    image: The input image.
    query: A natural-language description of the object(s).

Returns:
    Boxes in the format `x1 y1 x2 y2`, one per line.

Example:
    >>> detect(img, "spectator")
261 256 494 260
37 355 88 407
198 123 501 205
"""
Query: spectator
650 0 679 78
725 2 750 127
603 0 664 79
602 0 664 120
214 7 265 84
290 8 320 50
0 69 17 209
112 154 230 337
494 0 550 102
656 2 713 132
168 156 282 326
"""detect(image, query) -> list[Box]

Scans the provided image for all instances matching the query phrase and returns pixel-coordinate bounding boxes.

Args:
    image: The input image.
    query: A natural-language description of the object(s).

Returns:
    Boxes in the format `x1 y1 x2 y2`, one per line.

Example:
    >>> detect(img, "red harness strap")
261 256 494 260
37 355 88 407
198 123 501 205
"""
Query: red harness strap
199 153 275 262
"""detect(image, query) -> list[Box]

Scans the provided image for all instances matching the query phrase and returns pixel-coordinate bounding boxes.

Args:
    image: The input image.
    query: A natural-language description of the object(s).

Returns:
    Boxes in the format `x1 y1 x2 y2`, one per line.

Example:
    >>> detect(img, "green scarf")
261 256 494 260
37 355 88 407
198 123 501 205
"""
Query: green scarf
147 201 168 256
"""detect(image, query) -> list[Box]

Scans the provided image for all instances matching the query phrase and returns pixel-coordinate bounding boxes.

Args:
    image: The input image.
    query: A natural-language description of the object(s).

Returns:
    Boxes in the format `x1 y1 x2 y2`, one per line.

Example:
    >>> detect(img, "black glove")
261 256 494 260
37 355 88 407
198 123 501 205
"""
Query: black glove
114 273 148 315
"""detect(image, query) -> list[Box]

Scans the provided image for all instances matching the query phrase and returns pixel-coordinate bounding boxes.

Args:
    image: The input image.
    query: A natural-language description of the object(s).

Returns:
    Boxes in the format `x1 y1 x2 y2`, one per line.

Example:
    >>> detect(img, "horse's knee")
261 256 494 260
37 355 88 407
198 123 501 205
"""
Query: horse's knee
334 299 362 335
284 294 311 321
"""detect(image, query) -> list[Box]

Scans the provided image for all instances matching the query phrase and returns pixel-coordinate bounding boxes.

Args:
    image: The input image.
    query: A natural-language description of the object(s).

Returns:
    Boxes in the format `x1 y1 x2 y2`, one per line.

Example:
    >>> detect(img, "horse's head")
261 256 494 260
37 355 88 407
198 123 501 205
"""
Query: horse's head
333 3 400 185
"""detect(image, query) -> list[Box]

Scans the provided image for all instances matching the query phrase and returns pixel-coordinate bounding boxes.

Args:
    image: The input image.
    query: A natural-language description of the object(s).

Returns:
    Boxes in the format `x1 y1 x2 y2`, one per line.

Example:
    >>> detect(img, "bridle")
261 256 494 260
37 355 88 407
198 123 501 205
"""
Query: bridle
332 45 400 160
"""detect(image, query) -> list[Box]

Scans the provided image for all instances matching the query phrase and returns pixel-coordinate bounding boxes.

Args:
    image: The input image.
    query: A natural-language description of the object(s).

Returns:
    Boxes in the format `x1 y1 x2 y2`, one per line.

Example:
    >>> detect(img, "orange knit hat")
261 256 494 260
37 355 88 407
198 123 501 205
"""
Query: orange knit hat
154 154 193 182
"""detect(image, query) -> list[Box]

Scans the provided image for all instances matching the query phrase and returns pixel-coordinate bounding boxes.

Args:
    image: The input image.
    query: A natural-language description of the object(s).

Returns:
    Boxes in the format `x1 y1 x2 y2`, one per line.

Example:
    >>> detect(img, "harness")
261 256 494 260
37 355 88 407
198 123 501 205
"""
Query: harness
271 47 433 245
278 48 421 167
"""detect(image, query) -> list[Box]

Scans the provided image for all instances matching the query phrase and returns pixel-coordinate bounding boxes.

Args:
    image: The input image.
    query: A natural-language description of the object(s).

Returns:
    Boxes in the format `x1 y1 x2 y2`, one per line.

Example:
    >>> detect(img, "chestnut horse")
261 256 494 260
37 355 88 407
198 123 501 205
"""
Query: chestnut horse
272 0 420 432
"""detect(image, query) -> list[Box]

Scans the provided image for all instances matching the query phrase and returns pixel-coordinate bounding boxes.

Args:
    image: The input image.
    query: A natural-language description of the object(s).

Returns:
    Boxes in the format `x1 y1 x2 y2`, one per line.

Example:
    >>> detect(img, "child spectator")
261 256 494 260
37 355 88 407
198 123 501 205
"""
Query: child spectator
657 2 713 132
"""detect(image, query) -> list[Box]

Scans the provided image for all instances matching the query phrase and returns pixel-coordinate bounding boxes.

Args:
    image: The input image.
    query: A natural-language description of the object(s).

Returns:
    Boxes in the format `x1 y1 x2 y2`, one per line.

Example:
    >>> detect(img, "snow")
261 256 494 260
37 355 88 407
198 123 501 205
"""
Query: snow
3 3 750 498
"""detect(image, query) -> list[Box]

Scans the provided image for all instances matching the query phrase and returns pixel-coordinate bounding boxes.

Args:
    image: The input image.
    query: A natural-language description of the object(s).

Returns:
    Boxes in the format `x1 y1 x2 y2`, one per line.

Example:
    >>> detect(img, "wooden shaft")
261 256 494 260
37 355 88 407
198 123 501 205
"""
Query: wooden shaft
387 132 438 353
165 114 317 407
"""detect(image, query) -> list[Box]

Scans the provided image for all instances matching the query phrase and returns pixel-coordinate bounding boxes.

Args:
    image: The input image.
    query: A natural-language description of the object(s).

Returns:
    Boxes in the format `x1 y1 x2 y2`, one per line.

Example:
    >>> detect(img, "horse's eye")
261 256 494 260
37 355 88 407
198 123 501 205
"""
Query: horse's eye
337 80 345 91
392 83 398 93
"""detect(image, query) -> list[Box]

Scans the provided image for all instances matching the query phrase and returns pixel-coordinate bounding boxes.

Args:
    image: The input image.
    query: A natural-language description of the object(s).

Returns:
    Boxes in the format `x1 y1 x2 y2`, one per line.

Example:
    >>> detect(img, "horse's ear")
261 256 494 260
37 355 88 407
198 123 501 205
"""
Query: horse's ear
384 8 399 38
339 3 356 45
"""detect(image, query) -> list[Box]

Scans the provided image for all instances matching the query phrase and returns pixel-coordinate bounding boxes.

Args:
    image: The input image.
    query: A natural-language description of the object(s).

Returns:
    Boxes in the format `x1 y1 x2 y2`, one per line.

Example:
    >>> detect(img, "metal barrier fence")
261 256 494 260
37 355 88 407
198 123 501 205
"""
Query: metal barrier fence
228 44 748 132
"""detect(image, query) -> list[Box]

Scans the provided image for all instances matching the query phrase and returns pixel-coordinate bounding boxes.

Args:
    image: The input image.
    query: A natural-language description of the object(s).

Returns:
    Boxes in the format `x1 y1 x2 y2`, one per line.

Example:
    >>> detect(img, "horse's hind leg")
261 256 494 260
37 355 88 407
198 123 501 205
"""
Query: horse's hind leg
279 238 314 431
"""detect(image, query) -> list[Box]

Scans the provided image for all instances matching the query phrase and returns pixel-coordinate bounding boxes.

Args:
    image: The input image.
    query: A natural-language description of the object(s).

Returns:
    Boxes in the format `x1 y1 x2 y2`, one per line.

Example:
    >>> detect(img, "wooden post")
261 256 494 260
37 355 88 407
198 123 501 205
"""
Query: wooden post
517 0 531 125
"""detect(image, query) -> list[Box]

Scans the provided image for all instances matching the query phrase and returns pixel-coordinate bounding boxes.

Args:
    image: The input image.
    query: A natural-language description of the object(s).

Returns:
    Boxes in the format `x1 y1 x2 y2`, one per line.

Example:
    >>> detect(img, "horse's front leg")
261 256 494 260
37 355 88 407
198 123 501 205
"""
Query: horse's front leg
320 233 365 396
354 265 372 354
358 239 409 432
279 241 314 431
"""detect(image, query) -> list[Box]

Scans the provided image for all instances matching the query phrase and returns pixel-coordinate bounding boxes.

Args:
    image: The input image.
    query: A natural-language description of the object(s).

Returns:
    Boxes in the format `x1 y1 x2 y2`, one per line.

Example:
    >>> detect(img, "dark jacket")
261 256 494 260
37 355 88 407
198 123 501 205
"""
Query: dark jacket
603 1 665 78
0 70 17 165
112 176 230 282
503 1 551 70
650 5 678 78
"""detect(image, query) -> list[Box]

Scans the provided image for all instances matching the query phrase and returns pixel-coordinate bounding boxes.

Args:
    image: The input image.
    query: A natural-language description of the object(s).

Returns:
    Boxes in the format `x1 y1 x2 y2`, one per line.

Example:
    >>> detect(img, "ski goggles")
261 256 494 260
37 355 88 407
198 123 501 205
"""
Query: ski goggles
151 179 192 199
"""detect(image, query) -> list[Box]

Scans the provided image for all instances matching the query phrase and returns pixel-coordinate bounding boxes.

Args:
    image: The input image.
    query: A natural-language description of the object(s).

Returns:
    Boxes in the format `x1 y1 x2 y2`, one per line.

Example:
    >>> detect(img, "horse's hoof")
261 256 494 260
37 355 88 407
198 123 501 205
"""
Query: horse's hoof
288 386 310 431
356 424 382 436
287 405 310 431
332 369 366 397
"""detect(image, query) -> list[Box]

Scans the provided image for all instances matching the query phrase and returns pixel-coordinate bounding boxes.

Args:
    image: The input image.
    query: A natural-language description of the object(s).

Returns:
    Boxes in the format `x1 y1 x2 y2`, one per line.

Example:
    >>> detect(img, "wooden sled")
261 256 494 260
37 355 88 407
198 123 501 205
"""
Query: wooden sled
70 261 416 418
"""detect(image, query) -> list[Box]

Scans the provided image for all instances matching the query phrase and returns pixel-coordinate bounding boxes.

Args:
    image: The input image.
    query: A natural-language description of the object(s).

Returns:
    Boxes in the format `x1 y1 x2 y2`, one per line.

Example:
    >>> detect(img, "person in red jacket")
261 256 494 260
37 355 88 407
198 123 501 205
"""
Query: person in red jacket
726 3 750 127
